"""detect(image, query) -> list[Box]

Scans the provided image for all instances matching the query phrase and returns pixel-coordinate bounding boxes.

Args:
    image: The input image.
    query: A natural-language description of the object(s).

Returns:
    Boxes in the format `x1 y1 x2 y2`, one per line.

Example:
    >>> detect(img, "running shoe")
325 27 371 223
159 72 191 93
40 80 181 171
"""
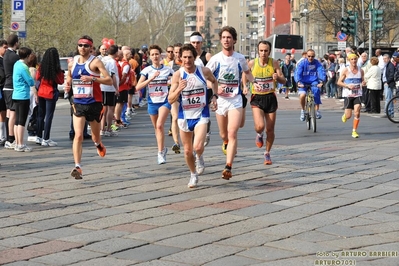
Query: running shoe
4 140 16 149
342 113 347 123
204 133 210 147
187 173 198 188
71 166 83 180
110 124 120 131
172 143 181 154
96 143 106 157
300 110 305 121
100 130 105 136
352 131 359 138
195 155 205 175
255 134 264 148
104 130 118 137
222 165 232 180
158 147 168 164
35 137 43 145
41 139 58 147
14 144 32 152
316 110 322 119
264 152 272 165
285 96 289 100
0 138 6 146
222 142 228 155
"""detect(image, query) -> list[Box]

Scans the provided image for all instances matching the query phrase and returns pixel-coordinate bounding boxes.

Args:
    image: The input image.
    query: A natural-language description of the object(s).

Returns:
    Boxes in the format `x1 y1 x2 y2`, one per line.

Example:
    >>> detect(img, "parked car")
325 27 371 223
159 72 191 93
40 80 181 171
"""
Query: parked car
58 57 72 94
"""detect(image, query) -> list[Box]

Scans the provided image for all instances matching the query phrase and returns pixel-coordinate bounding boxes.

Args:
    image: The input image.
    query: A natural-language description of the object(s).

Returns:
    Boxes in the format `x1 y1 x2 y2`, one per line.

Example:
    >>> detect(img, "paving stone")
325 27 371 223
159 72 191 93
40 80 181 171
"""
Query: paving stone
293 231 341 242
216 232 282 247
59 229 129 244
193 213 248 226
0 226 39 239
82 238 147 254
155 232 223 249
228 203 287 217
0 236 46 248
316 224 373 237
203 255 263 266
30 249 104 265
0 218 30 229
0 248 46 265
68 257 135 266
160 244 244 265
319 235 393 250
28 227 91 240
126 222 213 242
237 246 302 261
131 260 189 266
359 211 399 222
352 221 399 234
111 244 182 262
73 213 149 230
3 261 47 266
264 238 334 255
137 214 196 226
26 214 97 230
203 219 269 237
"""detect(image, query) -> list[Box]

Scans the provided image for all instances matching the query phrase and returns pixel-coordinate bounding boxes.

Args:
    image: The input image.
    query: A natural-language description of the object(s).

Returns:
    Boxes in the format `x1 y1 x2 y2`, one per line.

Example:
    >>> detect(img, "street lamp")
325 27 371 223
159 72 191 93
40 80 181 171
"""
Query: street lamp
300 7 309 50
271 16 276 34
252 32 258 59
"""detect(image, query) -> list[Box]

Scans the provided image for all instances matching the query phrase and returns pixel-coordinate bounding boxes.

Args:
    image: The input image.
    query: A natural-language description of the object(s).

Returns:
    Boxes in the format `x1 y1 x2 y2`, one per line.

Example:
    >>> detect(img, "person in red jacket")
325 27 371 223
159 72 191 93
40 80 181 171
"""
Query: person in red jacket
36 47 64 146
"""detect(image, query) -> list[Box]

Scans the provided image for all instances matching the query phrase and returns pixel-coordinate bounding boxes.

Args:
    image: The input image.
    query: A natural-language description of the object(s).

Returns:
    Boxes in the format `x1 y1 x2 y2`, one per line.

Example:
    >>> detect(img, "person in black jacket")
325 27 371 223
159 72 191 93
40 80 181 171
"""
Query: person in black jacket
0 39 8 145
381 54 396 118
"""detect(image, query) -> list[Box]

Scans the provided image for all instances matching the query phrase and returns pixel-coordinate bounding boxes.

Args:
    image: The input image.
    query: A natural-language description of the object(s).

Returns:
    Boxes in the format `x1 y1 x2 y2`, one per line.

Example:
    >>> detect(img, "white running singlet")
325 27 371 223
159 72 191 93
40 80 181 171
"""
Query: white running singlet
140 65 174 104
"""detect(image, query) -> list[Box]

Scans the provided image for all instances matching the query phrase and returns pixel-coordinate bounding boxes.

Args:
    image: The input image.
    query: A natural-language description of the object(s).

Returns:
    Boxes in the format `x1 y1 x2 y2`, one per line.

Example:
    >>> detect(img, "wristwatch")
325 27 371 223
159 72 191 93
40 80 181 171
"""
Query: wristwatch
92 77 97 82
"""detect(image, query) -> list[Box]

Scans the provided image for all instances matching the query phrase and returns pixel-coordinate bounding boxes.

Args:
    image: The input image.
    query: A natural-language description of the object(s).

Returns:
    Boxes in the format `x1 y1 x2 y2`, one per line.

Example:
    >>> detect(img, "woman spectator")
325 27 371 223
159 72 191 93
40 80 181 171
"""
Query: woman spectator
27 53 38 142
336 57 346 99
36 47 64 146
364 56 381 114
12 47 35 152
325 55 337 98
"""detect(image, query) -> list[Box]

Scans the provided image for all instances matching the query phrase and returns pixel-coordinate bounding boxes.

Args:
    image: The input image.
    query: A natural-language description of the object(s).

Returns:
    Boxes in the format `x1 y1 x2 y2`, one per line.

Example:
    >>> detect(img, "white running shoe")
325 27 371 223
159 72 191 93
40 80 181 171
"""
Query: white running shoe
157 147 168 164
36 137 43 145
14 144 32 152
4 140 16 149
188 173 198 188
195 155 205 175
41 139 58 147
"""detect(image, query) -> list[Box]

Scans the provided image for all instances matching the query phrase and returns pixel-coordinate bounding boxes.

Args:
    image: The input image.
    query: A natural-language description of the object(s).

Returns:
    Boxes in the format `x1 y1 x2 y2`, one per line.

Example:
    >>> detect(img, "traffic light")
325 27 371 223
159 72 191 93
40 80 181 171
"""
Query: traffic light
340 14 356 35
372 9 384 30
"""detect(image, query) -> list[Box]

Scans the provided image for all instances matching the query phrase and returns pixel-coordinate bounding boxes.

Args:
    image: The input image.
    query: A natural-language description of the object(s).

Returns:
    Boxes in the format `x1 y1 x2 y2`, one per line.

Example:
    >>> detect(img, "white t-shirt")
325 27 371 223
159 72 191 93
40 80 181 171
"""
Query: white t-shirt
140 65 174 104
206 51 249 98
100 56 118 92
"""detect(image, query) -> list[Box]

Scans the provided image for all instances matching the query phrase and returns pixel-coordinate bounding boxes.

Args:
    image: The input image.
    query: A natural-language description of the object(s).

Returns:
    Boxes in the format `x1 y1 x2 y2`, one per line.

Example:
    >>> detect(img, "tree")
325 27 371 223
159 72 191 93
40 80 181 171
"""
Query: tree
199 8 214 53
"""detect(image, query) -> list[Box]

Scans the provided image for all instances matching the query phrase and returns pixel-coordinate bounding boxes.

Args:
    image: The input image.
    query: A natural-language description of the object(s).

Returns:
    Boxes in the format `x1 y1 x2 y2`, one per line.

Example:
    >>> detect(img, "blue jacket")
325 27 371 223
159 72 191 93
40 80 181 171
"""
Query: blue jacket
12 60 34 100
294 59 326 85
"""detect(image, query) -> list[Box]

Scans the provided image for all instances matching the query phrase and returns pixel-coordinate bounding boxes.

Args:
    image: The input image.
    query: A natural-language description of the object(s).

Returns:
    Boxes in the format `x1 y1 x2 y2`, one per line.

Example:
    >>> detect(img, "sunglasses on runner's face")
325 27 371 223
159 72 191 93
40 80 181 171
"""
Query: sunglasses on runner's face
78 44 90 48
308 55 315 58
167 51 173 53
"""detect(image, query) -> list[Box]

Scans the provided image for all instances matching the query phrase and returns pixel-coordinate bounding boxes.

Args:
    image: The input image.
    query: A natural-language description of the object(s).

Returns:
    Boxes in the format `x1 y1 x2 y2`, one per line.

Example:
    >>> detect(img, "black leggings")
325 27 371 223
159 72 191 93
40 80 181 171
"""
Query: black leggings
14 99 30 126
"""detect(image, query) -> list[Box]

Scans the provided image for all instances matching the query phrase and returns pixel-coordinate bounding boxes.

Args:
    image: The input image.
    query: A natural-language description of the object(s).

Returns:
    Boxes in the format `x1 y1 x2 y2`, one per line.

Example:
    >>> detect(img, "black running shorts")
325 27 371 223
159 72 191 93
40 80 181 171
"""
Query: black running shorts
250 93 278 114
72 102 104 122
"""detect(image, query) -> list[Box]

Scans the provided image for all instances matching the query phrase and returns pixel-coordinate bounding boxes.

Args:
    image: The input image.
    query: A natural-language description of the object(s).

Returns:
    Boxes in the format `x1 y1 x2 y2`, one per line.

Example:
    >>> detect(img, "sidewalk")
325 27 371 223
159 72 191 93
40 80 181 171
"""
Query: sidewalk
0 102 398 265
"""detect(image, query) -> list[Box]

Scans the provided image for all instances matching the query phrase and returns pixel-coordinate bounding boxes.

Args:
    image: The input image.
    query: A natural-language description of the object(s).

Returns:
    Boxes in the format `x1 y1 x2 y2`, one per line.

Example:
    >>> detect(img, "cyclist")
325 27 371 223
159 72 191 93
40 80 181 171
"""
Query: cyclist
294 49 326 121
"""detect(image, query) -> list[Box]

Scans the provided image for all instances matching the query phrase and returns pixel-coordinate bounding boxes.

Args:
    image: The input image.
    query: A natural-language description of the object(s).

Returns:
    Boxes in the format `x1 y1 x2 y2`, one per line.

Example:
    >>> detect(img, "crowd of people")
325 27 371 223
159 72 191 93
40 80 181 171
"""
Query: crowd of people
1 29 399 187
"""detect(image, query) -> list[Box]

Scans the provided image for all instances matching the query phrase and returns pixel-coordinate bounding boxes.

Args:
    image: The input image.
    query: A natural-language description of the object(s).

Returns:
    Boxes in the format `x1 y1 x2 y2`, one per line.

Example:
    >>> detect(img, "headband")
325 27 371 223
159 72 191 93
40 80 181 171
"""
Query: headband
78 39 93 46
347 53 358 60
190 36 203 42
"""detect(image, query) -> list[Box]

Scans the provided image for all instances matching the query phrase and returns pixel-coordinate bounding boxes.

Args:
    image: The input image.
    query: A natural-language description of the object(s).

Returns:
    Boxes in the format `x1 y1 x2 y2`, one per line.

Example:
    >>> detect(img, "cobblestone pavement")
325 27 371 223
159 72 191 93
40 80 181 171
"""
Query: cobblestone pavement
0 95 398 266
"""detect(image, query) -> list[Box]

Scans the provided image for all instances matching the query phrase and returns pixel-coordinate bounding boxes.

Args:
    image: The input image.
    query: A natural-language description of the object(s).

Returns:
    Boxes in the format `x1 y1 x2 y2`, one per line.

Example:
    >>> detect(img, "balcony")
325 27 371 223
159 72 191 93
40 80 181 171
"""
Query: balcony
215 16 222 23
185 11 196 18
247 15 258 22
185 20 196 27
215 5 222 13
186 1 196 8
249 0 258 12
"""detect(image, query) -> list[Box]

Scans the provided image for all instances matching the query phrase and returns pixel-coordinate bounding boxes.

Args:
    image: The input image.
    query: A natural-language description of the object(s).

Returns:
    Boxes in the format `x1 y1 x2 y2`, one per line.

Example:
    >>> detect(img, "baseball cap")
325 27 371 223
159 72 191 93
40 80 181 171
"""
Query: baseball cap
392 52 399 58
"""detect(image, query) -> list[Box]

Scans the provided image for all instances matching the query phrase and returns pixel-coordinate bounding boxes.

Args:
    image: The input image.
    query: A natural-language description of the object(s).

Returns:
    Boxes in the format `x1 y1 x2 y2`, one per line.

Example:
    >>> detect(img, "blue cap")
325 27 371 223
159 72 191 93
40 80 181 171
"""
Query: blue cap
393 52 399 57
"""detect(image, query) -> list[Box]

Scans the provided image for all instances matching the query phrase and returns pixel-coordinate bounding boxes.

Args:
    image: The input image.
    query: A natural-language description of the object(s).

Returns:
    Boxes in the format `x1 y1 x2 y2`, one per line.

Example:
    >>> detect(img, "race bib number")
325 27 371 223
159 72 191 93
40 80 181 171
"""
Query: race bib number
256 77 274 93
148 80 168 103
181 88 206 119
72 79 93 98
349 84 362 97
219 80 239 97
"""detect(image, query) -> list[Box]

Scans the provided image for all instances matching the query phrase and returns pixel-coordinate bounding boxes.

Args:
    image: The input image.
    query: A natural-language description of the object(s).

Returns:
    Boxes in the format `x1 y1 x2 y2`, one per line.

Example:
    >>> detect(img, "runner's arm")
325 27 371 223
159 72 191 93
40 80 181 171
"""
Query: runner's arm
168 71 185 104
273 59 286 85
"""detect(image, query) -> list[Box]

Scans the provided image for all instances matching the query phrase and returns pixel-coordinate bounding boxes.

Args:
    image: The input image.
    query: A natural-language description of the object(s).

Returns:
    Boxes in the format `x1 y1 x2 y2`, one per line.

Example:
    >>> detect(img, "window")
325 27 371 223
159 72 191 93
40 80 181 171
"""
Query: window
240 12 243 18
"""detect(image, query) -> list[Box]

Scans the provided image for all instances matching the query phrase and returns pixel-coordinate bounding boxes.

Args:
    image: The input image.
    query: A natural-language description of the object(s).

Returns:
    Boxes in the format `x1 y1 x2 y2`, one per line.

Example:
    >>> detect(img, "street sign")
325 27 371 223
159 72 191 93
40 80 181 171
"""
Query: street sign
11 0 26 21
338 41 346 50
10 21 25 31
17 31 26 38
336 31 348 41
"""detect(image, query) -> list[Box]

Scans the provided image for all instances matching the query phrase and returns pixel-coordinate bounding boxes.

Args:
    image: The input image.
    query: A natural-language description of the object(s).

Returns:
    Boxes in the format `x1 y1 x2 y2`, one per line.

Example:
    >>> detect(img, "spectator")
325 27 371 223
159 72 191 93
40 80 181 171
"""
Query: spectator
325 55 337 98
26 53 38 142
36 47 65 146
364 57 381 114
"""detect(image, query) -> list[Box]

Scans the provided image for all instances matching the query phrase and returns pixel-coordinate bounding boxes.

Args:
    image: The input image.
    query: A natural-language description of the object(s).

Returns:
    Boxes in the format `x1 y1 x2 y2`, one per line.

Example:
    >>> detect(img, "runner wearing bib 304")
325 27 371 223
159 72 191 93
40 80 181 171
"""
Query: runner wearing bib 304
244 40 286 166
205 26 261 180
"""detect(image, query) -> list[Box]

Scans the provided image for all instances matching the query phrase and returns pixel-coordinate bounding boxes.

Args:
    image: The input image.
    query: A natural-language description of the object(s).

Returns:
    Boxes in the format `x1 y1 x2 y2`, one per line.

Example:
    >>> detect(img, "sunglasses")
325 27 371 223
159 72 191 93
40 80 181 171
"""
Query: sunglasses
307 55 315 58
167 51 174 53
78 44 90 48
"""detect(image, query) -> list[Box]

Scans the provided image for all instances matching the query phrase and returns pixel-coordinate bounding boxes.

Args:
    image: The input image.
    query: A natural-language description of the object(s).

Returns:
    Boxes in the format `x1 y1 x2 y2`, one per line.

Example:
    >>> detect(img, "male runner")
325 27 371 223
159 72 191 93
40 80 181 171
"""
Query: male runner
64 35 112 179
244 40 286 165
163 45 174 65
206 26 260 180
168 44 218 188
337 53 365 138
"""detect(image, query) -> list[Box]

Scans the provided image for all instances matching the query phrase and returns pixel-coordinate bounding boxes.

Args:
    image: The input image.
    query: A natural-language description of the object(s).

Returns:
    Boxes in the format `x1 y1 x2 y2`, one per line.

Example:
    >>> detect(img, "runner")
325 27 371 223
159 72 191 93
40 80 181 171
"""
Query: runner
206 26 261 180
136 44 174 164
190 31 212 147
337 53 365 138
244 40 286 165
64 35 112 179
163 45 174 65
168 44 218 188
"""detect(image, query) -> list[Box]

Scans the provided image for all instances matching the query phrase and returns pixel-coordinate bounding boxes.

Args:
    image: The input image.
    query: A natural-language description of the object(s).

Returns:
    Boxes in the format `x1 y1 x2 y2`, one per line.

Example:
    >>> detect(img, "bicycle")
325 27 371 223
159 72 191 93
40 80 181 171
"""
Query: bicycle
386 86 399 123
304 84 316 132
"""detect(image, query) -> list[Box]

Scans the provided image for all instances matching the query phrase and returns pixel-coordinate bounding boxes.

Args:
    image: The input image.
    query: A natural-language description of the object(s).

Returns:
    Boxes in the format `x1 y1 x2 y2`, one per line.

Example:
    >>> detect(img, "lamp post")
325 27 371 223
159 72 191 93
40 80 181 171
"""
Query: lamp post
252 31 258 59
